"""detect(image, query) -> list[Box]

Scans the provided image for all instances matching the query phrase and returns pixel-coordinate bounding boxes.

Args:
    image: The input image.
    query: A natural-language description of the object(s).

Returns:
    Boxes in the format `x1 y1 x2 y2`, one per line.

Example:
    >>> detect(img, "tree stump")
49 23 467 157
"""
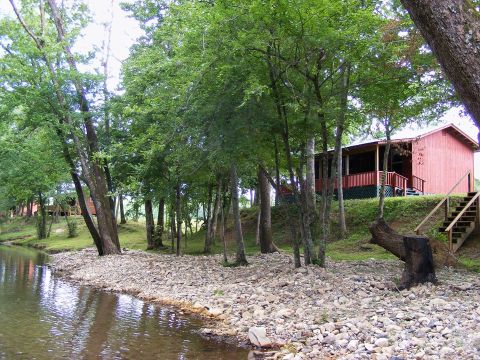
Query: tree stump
369 218 437 290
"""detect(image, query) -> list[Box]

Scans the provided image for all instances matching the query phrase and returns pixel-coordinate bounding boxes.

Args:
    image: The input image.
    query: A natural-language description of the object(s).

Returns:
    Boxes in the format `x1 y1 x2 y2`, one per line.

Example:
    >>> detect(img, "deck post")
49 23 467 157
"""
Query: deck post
476 197 480 233
393 174 396 197
448 230 453 252
375 145 380 195
346 155 350 175
445 197 449 221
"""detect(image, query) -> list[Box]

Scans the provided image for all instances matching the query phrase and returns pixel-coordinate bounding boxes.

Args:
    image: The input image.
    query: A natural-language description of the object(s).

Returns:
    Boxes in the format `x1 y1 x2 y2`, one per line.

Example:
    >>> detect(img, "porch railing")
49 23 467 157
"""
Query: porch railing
315 171 408 195
412 175 426 193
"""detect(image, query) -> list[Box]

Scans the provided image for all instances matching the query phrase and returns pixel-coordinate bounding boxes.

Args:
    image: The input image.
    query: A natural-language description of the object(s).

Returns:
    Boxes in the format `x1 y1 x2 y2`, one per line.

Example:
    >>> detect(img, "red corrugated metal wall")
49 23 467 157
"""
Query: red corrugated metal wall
412 129 474 194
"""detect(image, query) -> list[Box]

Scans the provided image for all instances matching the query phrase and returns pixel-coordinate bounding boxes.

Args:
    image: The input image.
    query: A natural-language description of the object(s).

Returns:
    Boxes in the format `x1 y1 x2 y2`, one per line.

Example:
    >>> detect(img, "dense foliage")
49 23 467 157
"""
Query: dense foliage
0 0 455 265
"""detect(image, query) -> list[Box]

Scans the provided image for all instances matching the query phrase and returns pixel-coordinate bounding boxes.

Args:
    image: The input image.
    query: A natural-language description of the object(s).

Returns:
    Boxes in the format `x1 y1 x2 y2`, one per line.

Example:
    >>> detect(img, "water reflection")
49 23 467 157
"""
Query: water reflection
0 245 248 359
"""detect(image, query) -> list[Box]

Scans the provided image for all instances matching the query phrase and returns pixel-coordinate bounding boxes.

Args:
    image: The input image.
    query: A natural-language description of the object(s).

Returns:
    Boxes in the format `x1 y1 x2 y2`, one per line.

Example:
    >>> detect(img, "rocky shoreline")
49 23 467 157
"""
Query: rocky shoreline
51 249 480 359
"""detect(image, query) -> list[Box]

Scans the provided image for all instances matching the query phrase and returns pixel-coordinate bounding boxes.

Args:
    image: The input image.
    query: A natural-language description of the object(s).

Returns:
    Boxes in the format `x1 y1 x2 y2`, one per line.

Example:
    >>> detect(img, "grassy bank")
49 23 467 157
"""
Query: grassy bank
1 195 479 270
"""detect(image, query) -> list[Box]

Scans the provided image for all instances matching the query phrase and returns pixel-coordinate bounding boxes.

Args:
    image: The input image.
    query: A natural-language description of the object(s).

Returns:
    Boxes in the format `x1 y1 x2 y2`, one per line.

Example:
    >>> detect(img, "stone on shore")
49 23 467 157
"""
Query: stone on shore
248 326 272 347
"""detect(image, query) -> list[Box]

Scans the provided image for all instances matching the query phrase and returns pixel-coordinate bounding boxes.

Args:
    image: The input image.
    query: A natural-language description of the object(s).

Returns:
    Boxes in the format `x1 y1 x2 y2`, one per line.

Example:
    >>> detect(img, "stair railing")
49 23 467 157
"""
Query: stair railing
412 175 426 194
444 191 480 251
414 170 472 235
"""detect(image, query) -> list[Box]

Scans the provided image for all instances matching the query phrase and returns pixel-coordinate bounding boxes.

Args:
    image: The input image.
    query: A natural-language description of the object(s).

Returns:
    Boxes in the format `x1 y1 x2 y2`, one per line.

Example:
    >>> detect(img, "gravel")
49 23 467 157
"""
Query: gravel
51 249 480 359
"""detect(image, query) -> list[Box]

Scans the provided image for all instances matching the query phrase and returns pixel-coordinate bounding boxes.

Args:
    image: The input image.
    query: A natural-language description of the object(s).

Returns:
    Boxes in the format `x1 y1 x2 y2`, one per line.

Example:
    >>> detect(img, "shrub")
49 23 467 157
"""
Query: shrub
66 218 78 238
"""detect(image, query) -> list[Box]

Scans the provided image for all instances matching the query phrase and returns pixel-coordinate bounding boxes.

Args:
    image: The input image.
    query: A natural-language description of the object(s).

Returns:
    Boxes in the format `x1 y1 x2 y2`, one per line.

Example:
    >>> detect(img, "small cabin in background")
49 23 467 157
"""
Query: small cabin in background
44 197 97 216
315 124 478 199
15 197 97 217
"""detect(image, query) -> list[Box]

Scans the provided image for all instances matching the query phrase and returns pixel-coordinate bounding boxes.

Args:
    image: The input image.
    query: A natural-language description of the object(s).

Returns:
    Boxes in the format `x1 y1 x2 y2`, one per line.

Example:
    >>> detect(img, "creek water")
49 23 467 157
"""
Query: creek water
0 245 249 359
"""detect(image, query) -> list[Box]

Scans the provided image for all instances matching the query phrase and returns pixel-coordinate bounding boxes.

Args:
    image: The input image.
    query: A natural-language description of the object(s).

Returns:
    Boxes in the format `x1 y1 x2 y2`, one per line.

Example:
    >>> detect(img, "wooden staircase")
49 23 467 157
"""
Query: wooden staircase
415 171 477 253
438 192 479 252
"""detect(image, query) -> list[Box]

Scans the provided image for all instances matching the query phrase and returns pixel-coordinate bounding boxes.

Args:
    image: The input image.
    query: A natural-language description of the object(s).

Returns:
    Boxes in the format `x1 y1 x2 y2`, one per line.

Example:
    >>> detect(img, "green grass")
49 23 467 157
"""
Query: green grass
0 217 148 253
2 195 479 271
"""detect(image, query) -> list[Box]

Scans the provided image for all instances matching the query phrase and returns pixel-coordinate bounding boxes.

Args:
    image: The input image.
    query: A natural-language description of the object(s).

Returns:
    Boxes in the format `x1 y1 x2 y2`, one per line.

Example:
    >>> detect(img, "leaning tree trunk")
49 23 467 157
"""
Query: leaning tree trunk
369 218 437 290
145 198 155 250
400 0 480 134
47 0 121 255
231 163 248 266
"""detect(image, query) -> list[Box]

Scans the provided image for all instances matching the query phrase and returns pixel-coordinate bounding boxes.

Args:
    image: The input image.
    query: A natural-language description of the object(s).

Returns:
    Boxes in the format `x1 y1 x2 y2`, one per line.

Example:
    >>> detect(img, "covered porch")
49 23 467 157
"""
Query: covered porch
315 142 426 199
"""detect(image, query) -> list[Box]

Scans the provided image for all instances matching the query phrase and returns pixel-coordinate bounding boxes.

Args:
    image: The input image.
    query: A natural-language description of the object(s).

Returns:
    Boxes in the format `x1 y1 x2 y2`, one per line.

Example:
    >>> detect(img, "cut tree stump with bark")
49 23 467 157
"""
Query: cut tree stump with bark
369 218 437 290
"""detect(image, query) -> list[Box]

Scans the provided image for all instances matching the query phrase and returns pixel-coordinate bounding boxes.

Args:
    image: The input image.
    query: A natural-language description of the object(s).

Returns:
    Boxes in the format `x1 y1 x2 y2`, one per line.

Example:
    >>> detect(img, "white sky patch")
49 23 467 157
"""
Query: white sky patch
0 0 143 91
74 0 143 91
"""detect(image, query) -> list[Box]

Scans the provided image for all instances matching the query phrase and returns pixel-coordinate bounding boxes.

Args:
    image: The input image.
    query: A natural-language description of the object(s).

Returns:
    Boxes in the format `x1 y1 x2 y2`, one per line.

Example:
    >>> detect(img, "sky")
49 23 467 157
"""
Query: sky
0 0 143 90
1 0 479 176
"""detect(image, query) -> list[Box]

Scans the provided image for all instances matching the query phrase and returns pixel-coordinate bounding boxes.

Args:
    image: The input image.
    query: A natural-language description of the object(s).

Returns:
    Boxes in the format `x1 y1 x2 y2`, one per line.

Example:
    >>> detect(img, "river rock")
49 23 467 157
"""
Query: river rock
374 338 389 348
347 339 358 351
430 298 448 307
248 326 272 347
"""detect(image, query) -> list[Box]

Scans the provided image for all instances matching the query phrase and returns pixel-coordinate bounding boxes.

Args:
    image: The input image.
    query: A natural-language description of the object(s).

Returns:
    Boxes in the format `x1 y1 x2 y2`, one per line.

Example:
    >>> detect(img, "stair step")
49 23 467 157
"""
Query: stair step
443 221 474 227
455 206 477 211
468 192 478 196
439 225 470 232
450 210 476 217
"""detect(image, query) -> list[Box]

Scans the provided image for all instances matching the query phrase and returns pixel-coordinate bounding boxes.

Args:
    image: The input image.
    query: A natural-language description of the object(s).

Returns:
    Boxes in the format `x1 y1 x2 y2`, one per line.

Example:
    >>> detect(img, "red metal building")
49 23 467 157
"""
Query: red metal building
315 124 478 199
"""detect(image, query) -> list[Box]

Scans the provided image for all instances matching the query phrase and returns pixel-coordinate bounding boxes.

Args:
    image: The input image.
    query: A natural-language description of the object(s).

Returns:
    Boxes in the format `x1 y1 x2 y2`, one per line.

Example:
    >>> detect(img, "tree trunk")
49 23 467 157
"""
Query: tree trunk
221 198 228 263
258 165 276 253
203 184 213 253
318 119 330 267
337 64 350 238
231 163 248 265
290 224 302 268
378 123 392 220
176 183 182 256
274 137 282 206
114 195 120 222
169 206 176 252
337 145 347 238
305 137 316 212
255 211 261 246
37 192 47 240
303 138 318 264
154 198 165 248
26 200 32 218
369 218 437 289
119 193 126 224
68 170 103 254
145 198 155 250
210 179 222 245
400 0 480 134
